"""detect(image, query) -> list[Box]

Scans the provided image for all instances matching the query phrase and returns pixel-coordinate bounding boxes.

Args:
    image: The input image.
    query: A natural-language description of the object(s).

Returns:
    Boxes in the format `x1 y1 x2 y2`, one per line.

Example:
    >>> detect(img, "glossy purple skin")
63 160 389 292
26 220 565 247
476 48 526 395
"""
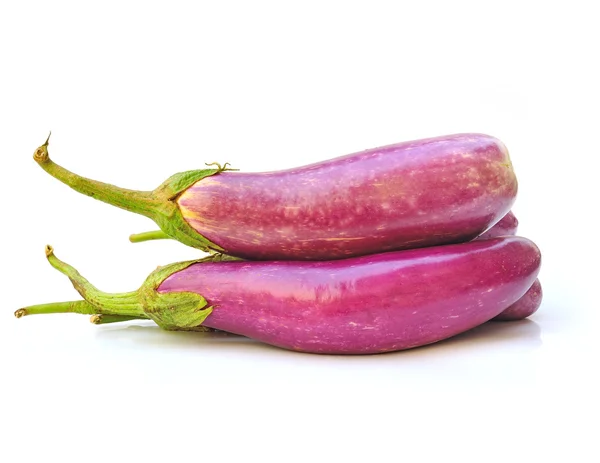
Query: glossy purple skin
492 278 542 321
476 210 519 240
177 133 517 260
471 210 543 320
472 211 543 320
158 236 540 354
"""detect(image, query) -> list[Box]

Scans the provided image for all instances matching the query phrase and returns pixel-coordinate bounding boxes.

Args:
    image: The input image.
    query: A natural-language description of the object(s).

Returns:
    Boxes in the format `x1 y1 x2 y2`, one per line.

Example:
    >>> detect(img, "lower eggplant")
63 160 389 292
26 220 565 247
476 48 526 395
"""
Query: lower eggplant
16 236 540 354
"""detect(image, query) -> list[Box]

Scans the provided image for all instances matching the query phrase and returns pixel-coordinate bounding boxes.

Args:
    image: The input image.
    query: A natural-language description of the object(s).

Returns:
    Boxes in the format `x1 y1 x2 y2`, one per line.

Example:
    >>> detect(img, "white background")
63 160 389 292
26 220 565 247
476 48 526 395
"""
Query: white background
1 1 598 462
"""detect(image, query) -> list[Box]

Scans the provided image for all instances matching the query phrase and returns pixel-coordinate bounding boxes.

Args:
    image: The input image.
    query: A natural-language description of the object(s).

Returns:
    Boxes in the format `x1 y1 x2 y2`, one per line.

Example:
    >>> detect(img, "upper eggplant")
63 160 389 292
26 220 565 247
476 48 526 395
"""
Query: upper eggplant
34 133 517 260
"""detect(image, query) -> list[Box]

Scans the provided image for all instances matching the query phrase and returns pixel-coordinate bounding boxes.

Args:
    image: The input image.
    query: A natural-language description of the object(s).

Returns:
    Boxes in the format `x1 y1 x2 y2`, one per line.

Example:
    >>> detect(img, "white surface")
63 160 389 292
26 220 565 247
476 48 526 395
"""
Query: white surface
1 1 598 462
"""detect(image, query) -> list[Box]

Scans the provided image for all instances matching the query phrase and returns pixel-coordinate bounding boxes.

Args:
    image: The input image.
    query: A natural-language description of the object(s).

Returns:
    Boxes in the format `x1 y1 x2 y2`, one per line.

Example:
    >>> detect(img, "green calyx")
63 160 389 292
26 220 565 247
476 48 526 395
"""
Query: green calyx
33 134 236 253
14 245 233 330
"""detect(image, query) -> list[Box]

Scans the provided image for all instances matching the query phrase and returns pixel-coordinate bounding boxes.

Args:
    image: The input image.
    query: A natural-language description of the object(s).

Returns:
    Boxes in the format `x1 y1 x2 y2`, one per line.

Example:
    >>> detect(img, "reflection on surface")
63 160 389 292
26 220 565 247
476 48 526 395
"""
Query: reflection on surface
94 321 288 355
93 318 541 357
430 318 542 350
92 318 543 390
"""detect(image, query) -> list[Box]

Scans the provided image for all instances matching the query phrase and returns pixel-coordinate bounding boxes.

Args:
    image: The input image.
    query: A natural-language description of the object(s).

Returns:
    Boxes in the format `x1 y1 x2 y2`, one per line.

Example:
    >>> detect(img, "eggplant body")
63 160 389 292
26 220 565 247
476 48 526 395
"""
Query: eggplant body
476 210 519 240
492 278 542 321
178 133 517 259
159 236 540 353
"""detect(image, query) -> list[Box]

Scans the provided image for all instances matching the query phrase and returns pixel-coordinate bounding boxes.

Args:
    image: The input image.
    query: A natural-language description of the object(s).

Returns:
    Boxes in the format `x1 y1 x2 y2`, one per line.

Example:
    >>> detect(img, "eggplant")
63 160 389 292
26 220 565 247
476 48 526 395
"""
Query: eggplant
474 210 542 320
33 133 517 260
16 236 540 354
476 210 518 240
492 278 542 321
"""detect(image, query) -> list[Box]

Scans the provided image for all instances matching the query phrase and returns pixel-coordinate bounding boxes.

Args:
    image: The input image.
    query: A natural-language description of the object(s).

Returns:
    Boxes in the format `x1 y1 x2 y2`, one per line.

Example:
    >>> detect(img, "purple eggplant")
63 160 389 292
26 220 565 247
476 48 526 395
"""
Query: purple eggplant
492 278 542 321
476 210 519 240
33 133 517 260
16 236 540 354
473 210 543 320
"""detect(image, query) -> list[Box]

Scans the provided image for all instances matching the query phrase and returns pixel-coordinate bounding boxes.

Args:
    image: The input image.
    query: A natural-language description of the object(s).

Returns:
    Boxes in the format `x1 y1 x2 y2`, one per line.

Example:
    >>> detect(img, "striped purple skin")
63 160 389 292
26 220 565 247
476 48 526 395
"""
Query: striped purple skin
158 236 540 354
492 278 542 321
177 133 518 260
476 210 519 240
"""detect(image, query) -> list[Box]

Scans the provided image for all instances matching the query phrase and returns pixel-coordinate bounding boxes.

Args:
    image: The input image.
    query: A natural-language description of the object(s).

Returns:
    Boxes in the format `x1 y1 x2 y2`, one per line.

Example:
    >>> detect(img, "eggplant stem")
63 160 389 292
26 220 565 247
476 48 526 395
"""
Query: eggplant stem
31 135 226 252
39 245 145 317
15 300 98 317
129 230 172 243
15 245 215 330
90 314 149 324
33 139 160 218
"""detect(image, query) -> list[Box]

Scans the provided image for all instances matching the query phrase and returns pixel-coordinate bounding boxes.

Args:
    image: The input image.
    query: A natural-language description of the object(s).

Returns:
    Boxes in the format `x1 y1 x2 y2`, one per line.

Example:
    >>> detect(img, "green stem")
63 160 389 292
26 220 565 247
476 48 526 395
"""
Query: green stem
15 300 98 318
129 230 172 243
15 245 215 331
32 134 226 252
33 135 159 218
90 314 149 324
39 245 146 317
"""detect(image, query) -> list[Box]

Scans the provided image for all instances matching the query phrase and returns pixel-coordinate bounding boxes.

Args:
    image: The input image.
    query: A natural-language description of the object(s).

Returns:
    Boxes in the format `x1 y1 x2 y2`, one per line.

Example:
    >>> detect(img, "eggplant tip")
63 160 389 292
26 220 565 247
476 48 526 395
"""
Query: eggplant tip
45 245 54 257
90 314 102 324
14 309 26 318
